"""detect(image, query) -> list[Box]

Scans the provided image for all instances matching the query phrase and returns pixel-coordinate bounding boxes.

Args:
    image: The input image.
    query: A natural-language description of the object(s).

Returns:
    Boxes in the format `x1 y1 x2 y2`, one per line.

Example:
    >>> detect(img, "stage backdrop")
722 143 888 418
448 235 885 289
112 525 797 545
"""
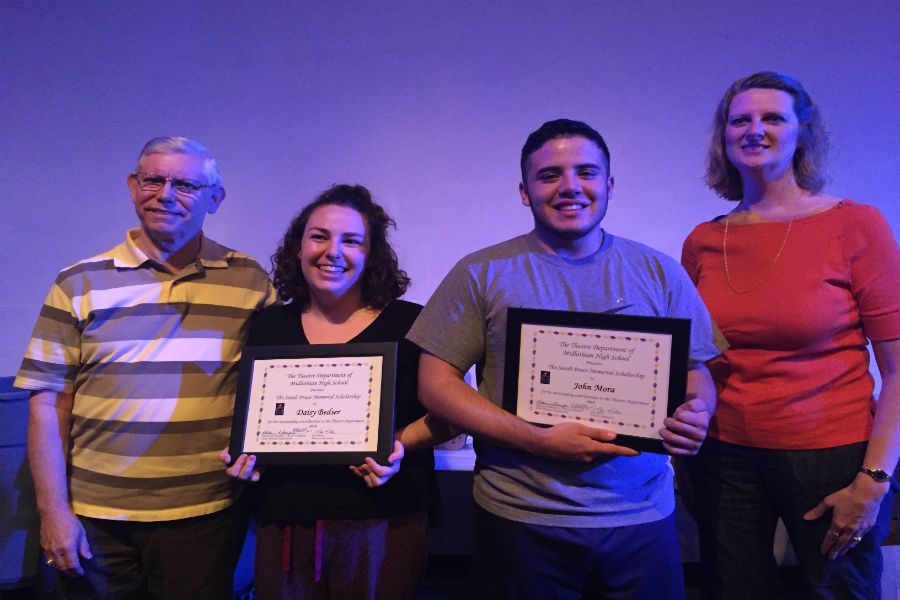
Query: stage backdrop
1 1 897 391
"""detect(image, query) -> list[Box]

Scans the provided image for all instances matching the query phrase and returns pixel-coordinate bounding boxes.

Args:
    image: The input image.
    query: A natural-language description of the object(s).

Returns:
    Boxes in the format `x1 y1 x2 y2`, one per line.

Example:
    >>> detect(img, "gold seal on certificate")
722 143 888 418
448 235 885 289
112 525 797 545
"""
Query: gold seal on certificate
503 308 691 454
229 342 397 465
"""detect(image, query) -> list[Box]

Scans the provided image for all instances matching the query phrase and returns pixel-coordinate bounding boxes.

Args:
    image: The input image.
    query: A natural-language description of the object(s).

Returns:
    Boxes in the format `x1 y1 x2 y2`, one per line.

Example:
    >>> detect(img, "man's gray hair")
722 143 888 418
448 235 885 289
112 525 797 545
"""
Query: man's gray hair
136 137 223 187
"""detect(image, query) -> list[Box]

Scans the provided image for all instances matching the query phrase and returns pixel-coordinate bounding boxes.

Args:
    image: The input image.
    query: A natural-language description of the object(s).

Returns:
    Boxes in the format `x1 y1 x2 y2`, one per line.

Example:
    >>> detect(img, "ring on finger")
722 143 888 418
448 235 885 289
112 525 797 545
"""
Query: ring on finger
829 529 840 537
45 557 57 567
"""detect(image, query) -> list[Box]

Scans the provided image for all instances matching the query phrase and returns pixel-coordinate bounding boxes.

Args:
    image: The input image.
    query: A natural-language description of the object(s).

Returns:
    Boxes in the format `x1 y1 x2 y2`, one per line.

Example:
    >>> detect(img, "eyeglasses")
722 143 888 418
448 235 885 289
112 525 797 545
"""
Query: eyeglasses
132 172 217 196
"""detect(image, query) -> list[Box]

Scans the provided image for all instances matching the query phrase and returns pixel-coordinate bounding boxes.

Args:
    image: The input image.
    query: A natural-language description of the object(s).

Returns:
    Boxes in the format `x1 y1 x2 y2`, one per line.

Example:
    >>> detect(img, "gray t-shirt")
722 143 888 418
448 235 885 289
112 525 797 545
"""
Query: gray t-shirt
408 230 720 528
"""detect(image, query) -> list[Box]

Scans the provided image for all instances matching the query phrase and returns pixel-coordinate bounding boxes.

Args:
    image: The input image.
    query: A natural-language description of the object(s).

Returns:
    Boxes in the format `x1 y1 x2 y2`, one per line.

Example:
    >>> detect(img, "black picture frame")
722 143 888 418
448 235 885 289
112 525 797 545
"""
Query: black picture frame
503 308 691 455
229 342 397 465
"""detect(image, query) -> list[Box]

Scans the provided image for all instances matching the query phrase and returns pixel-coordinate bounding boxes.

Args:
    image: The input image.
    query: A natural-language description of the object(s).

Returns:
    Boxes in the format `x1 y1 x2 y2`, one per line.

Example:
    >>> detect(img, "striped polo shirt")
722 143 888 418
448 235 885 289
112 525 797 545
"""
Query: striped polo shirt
15 229 276 521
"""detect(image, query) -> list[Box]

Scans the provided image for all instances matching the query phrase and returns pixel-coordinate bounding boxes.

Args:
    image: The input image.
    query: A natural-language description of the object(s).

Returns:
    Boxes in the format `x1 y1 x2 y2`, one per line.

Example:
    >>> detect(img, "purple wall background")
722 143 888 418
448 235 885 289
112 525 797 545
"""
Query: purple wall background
2 1 898 376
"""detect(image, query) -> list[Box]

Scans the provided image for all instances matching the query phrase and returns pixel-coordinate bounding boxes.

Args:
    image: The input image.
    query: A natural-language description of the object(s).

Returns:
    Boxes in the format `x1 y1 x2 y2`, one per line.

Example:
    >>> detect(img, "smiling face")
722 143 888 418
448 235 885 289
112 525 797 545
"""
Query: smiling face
519 135 613 255
725 88 801 181
299 204 370 306
128 151 223 251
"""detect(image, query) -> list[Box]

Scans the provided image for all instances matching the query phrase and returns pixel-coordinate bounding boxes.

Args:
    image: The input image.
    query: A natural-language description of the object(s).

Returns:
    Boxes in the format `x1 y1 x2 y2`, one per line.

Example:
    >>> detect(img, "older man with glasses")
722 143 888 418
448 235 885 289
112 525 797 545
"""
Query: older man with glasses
15 137 276 599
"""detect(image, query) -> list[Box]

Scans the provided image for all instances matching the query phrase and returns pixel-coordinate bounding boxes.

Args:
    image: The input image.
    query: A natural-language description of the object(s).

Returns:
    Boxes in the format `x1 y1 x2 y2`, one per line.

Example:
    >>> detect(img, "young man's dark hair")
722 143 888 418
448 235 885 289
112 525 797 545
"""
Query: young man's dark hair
520 118 612 183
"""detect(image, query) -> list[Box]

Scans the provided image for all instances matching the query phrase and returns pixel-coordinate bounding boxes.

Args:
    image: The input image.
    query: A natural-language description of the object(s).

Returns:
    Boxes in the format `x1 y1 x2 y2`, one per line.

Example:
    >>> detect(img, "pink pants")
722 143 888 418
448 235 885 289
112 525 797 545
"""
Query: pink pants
254 511 429 600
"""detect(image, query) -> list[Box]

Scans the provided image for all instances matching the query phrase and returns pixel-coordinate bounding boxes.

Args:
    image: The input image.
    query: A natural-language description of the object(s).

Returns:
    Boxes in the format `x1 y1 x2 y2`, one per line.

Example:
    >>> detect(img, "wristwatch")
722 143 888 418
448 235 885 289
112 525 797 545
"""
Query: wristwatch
859 467 893 483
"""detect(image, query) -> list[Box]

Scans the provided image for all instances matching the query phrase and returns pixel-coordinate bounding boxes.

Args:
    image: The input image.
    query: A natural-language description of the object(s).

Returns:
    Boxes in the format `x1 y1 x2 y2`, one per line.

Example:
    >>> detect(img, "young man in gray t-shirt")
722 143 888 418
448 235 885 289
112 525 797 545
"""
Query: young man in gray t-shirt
407 119 720 599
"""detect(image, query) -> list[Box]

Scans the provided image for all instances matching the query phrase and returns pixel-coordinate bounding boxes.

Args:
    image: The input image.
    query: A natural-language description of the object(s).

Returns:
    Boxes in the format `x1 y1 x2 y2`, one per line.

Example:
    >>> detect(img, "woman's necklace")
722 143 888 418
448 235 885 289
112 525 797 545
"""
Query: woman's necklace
722 214 793 294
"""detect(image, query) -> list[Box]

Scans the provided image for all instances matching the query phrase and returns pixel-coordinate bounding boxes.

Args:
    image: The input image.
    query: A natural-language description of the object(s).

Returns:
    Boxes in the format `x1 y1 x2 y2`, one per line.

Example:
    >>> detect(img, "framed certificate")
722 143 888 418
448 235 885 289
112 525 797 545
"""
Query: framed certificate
503 308 690 454
229 342 397 465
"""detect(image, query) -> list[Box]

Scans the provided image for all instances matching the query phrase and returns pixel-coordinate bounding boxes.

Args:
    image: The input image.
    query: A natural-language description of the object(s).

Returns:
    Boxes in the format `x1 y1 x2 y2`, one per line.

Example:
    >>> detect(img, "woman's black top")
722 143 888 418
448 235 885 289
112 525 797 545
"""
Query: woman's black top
247 300 439 523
